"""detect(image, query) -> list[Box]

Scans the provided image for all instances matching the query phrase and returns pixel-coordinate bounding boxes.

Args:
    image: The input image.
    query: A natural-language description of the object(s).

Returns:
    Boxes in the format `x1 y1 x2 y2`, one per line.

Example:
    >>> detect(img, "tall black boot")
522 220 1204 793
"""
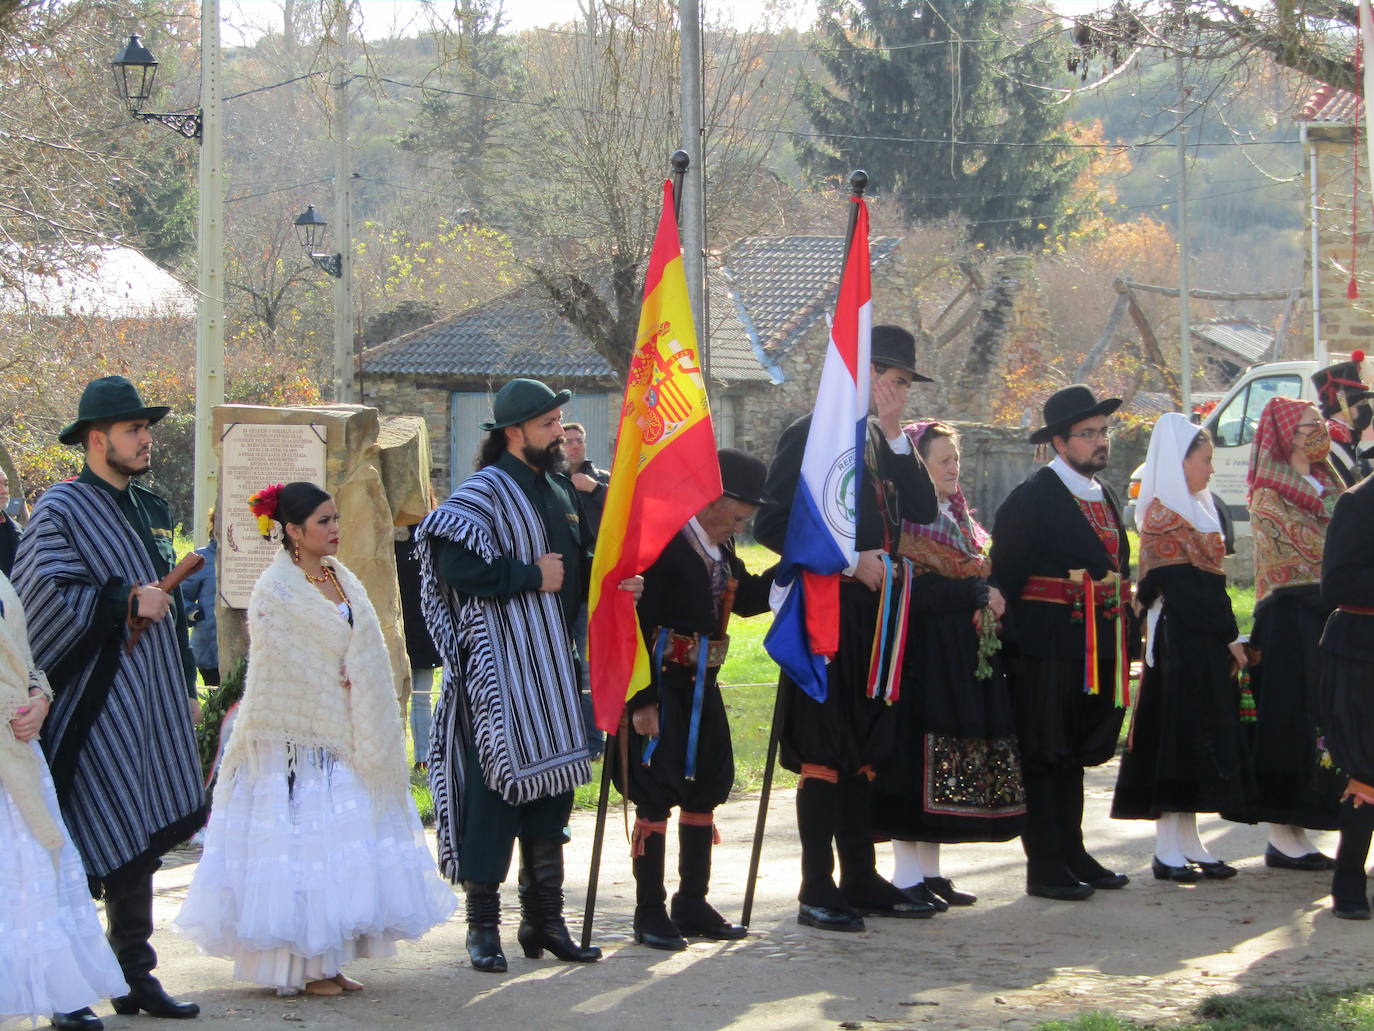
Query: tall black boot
1332 799 1374 919
1022 771 1091 899
793 775 863 931
460 882 507 972
834 774 931 918
632 818 686 951
516 837 602 962
105 872 199 1019
1060 767 1128 889
671 816 746 939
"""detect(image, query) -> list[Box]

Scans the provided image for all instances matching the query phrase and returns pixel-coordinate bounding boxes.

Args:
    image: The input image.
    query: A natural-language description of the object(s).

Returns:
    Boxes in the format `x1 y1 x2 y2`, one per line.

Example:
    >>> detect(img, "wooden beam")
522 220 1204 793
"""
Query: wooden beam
1121 281 1182 402
1075 287 1131 382
1120 279 1307 303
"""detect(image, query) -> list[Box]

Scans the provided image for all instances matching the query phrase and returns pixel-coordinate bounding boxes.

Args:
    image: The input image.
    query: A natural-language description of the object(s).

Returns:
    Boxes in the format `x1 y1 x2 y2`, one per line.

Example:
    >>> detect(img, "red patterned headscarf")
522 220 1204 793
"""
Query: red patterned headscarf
902 421 990 556
1247 396 1336 517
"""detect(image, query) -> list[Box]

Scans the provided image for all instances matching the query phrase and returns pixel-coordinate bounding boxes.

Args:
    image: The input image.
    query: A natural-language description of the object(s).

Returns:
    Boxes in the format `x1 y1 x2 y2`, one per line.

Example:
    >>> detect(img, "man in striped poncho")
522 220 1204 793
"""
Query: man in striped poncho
14 377 205 1029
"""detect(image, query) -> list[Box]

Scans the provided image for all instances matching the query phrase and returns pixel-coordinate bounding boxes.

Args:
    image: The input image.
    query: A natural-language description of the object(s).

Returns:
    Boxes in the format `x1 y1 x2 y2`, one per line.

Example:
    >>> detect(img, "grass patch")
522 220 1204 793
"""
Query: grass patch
1031 983 1374 1031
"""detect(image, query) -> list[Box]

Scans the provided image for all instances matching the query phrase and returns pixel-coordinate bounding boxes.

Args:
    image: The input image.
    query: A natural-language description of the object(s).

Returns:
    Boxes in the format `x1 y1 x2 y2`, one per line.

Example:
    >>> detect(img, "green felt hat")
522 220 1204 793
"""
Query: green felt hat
59 376 170 446
480 378 572 431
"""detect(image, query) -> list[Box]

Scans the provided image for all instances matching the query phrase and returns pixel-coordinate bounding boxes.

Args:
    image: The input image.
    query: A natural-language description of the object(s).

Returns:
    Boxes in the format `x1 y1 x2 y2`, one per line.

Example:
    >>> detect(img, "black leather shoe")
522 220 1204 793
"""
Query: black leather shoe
111 977 199 1019
633 906 687 951
1265 844 1337 871
797 903 865 932
1190 858 1238 880
1026 880 1094 901
51 1009 103 1031
925 876 977 906
671 896 747 940
1333 899 1373 920
1151 857 1202 883
1083 871 1130 890
897 882 946 914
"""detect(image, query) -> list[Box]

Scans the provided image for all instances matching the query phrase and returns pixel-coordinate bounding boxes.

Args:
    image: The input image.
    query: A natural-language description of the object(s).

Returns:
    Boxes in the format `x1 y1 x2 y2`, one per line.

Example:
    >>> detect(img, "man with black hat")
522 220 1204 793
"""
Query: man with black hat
610 448 777 951
755 324 939 932
1312 353 1374 488
415 377 641 974
990 384 1135 901
13 376 205 1028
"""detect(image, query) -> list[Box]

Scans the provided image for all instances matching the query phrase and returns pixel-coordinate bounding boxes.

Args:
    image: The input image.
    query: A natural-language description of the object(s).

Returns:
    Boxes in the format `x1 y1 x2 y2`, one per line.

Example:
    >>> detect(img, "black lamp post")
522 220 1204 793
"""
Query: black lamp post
111 34 202 140
293 205 343 279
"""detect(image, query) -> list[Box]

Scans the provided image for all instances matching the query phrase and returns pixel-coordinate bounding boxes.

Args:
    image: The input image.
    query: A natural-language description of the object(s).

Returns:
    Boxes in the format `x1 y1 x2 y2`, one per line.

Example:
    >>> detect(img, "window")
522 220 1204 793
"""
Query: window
1209 375 1302 448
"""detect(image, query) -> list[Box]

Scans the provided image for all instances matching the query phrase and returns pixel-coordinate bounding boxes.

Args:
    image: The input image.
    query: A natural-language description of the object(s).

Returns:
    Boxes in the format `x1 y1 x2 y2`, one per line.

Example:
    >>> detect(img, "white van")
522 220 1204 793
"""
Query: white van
1126 358 1340 537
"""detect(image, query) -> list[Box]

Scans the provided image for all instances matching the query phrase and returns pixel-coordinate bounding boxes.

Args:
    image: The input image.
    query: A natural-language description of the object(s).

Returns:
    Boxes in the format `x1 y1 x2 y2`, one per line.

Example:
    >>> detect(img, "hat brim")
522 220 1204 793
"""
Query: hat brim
479 389 573 432
59 405 171 446
1028 397 1122 445
722 487 772 507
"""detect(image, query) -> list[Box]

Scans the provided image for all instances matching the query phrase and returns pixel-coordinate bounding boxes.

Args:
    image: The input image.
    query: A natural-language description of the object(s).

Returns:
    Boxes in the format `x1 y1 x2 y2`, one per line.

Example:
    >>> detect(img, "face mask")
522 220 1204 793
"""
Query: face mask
1300 423 1331 462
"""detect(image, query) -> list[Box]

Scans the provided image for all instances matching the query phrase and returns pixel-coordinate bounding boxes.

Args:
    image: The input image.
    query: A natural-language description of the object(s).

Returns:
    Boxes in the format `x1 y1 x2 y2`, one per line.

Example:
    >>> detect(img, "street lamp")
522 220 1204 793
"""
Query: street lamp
293 205 343 279
111 34 203 140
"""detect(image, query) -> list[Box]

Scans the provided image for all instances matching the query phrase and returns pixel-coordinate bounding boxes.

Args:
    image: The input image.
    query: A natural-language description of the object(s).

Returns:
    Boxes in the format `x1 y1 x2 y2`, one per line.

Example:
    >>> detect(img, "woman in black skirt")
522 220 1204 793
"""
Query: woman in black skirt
1112 413 1251 881
874 422 1025 911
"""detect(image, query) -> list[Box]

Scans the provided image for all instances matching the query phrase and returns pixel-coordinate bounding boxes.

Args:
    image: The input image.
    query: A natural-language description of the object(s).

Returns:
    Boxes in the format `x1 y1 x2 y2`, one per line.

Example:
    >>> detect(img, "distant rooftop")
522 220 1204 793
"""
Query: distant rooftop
0 245 194 318
1301 82 1362 124
1191 318 1275 365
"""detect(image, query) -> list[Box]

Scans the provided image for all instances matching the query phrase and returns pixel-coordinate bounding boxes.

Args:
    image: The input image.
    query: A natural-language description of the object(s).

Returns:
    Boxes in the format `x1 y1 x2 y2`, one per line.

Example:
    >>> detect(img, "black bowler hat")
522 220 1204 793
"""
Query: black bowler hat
718 448 771 506
59 376 171 446
1312 353 1373 418
1028 384 1122 445
479 378 573 431
871 325 933 383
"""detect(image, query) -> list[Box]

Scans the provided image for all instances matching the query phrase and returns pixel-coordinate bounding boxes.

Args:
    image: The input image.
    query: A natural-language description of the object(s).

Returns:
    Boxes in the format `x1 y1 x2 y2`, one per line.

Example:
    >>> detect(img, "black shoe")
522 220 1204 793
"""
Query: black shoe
842 871 933 918
1265 844 1337 871
1151 857 1202 883
633 905 687 951
925 876 977 906
111 976 199 1019
1026 880 1094 901
1333 899 1373 920
670 896 747 940
51 1010 103 1031
460 881 507 973
1083 871 1130 890
1189 858 1238 880
897 882 946 914
797 903 865 932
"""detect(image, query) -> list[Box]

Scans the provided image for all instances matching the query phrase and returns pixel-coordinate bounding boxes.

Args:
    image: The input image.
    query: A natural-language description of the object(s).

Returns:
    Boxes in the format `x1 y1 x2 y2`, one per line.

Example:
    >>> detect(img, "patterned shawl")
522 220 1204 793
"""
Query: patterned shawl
1137 499 1226 579
1247 395 1338 519
415 466 589 881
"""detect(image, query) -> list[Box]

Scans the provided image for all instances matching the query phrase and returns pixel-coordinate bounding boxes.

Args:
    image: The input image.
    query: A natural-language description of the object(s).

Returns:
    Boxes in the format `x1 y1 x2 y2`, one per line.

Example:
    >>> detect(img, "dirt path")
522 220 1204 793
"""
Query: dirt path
129 760 1370 1031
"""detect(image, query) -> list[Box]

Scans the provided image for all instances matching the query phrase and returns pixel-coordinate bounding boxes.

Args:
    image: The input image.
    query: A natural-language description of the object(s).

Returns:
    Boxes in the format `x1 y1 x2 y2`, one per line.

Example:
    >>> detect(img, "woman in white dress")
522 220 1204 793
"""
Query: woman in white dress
175 482 455 996
0 570 126 1030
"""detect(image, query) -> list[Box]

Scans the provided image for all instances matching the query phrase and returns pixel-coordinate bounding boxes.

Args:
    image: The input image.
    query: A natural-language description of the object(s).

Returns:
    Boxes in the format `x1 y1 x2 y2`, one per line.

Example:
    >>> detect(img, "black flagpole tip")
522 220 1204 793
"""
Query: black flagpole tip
671 149 691 173
849 170 868 196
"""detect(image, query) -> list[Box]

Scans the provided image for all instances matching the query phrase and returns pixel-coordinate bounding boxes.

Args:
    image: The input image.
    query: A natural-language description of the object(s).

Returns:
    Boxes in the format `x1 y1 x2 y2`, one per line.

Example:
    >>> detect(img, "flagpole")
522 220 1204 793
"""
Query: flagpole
742 169 869 929
671 149 690 222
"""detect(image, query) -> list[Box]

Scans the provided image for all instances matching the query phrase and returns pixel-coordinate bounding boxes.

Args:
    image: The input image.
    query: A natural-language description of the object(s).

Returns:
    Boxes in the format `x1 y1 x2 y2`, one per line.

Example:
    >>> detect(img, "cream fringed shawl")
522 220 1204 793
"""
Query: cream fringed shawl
0 572 62 853
220 550 408 803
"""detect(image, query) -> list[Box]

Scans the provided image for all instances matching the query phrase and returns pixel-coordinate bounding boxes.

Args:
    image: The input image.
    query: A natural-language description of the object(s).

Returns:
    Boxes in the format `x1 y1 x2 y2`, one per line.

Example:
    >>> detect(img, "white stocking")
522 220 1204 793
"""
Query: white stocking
916 841 942 879
891 839 924 889
1268 823 1317 857
1154 812 1186 867
1177 811 1217 864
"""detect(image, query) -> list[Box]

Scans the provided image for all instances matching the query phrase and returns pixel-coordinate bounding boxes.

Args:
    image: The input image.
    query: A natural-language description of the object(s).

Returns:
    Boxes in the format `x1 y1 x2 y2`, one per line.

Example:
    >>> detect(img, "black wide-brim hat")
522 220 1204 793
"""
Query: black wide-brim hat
871 324 933 383
718 448 771 506
480 378 572 432
1028 384 1122 444
59 375 171 445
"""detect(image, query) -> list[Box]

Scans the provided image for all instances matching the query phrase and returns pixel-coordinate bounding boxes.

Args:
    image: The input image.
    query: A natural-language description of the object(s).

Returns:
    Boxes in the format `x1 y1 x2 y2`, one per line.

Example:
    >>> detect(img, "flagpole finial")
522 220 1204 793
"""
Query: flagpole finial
671 149 691 174
849 170 868 197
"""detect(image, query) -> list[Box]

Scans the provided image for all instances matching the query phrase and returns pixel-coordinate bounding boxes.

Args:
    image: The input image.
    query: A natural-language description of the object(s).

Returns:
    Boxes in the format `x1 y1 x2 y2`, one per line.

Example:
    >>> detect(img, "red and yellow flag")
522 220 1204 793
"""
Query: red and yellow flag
587 180 721 733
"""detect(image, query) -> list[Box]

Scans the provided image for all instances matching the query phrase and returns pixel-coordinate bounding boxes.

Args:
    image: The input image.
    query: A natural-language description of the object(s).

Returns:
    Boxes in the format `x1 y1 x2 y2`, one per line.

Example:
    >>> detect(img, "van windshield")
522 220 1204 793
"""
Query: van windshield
1210 375 1303 448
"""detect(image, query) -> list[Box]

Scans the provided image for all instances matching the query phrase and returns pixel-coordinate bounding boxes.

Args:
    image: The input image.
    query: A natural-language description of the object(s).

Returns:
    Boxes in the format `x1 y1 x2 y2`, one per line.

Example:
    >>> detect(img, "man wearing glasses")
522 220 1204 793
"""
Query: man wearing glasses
990 385 1137 901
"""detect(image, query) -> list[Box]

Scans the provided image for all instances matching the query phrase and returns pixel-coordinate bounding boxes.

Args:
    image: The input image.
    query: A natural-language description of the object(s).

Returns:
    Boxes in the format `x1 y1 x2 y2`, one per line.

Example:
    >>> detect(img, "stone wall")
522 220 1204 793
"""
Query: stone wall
1310 130 1374 355
359 376 450 492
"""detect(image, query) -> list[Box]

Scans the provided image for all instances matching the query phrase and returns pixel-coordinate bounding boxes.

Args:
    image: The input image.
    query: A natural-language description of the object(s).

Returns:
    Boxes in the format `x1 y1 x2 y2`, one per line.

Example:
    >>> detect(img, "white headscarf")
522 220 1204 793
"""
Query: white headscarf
1135 412 1221 534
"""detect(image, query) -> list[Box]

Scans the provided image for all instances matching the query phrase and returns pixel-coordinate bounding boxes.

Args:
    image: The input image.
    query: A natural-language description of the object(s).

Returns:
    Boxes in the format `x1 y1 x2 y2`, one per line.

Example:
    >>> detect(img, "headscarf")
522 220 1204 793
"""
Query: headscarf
1246 395 1337 518
902 420 990 557
1135 412 1220 534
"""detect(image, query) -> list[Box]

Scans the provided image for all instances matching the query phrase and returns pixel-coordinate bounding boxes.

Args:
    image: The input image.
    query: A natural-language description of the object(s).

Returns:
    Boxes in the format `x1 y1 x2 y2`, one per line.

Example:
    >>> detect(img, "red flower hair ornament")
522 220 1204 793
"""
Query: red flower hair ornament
248 483 285 540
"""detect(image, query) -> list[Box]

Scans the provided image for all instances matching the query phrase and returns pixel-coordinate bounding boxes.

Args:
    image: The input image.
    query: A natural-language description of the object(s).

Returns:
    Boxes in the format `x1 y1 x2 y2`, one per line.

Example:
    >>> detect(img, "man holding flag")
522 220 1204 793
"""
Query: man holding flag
756 324 938 933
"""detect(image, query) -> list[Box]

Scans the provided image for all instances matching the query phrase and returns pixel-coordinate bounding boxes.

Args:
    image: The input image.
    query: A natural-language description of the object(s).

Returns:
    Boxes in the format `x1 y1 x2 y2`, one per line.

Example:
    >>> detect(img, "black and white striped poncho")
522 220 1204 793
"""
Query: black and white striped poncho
415 466 590 881
12 481 205 892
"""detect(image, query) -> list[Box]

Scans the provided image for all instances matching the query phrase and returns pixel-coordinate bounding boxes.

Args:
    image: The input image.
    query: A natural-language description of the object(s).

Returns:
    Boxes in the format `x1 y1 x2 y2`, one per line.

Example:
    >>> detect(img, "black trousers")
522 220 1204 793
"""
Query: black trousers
457 747 573 884
1333 798 1374 906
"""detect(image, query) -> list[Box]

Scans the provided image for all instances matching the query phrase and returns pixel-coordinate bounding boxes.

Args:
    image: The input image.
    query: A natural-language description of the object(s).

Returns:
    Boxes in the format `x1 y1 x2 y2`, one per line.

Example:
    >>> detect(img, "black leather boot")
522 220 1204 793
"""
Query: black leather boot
671 817 745 939
835 775 930 918
110 975 199 1019
633 824 686 951
1333 799 1374 919
106 871 199 1019
516 837 601 962
795 777 864 931
461 881 507 972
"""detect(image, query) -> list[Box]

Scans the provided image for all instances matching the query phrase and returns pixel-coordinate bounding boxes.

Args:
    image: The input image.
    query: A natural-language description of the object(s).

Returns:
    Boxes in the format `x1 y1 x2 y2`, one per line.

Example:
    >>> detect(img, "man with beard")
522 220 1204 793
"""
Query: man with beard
13 376 204 1028
415 378 641 973
990 385 1135 901
1312 355 1374 488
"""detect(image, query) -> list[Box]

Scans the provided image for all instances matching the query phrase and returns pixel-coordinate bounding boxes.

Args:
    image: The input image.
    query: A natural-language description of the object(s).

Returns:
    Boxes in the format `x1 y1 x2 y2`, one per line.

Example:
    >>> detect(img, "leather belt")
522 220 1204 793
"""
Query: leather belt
657 629 729 669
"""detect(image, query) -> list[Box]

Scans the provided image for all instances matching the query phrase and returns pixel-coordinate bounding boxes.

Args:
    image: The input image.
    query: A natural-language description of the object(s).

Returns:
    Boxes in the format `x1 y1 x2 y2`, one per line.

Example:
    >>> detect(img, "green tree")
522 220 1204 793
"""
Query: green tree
797 0 1088 247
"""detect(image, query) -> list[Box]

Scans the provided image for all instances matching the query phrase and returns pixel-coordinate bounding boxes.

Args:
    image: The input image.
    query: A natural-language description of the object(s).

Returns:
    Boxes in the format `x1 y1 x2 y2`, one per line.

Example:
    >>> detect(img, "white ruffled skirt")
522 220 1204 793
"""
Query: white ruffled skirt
0 742 126 1025
173 746 455 990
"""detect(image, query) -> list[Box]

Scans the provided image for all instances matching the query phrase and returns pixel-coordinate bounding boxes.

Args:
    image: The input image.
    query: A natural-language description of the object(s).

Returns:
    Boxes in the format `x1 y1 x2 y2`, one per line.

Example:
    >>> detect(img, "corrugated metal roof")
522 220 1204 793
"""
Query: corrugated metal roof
1191 318 1274 364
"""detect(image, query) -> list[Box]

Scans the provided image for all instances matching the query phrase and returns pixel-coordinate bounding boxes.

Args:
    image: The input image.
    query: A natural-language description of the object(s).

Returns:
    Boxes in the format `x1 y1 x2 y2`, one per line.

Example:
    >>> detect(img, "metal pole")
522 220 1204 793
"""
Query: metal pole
1306 126 1327 366
679 0 708 385
1176 56 1192 415
333 1 354 403
580 745 614 949
193 0 224 544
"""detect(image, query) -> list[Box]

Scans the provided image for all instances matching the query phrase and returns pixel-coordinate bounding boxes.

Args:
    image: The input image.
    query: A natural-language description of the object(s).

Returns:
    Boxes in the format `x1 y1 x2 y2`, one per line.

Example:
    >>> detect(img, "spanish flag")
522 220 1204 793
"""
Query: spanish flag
587 180 721 733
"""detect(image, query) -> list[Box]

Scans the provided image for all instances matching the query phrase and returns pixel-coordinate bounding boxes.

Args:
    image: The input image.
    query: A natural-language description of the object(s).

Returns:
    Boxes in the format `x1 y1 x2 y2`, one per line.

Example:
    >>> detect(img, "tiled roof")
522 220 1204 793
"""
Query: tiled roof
1301 83 1361 124
362 234 901 385
1191 318 1275 364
